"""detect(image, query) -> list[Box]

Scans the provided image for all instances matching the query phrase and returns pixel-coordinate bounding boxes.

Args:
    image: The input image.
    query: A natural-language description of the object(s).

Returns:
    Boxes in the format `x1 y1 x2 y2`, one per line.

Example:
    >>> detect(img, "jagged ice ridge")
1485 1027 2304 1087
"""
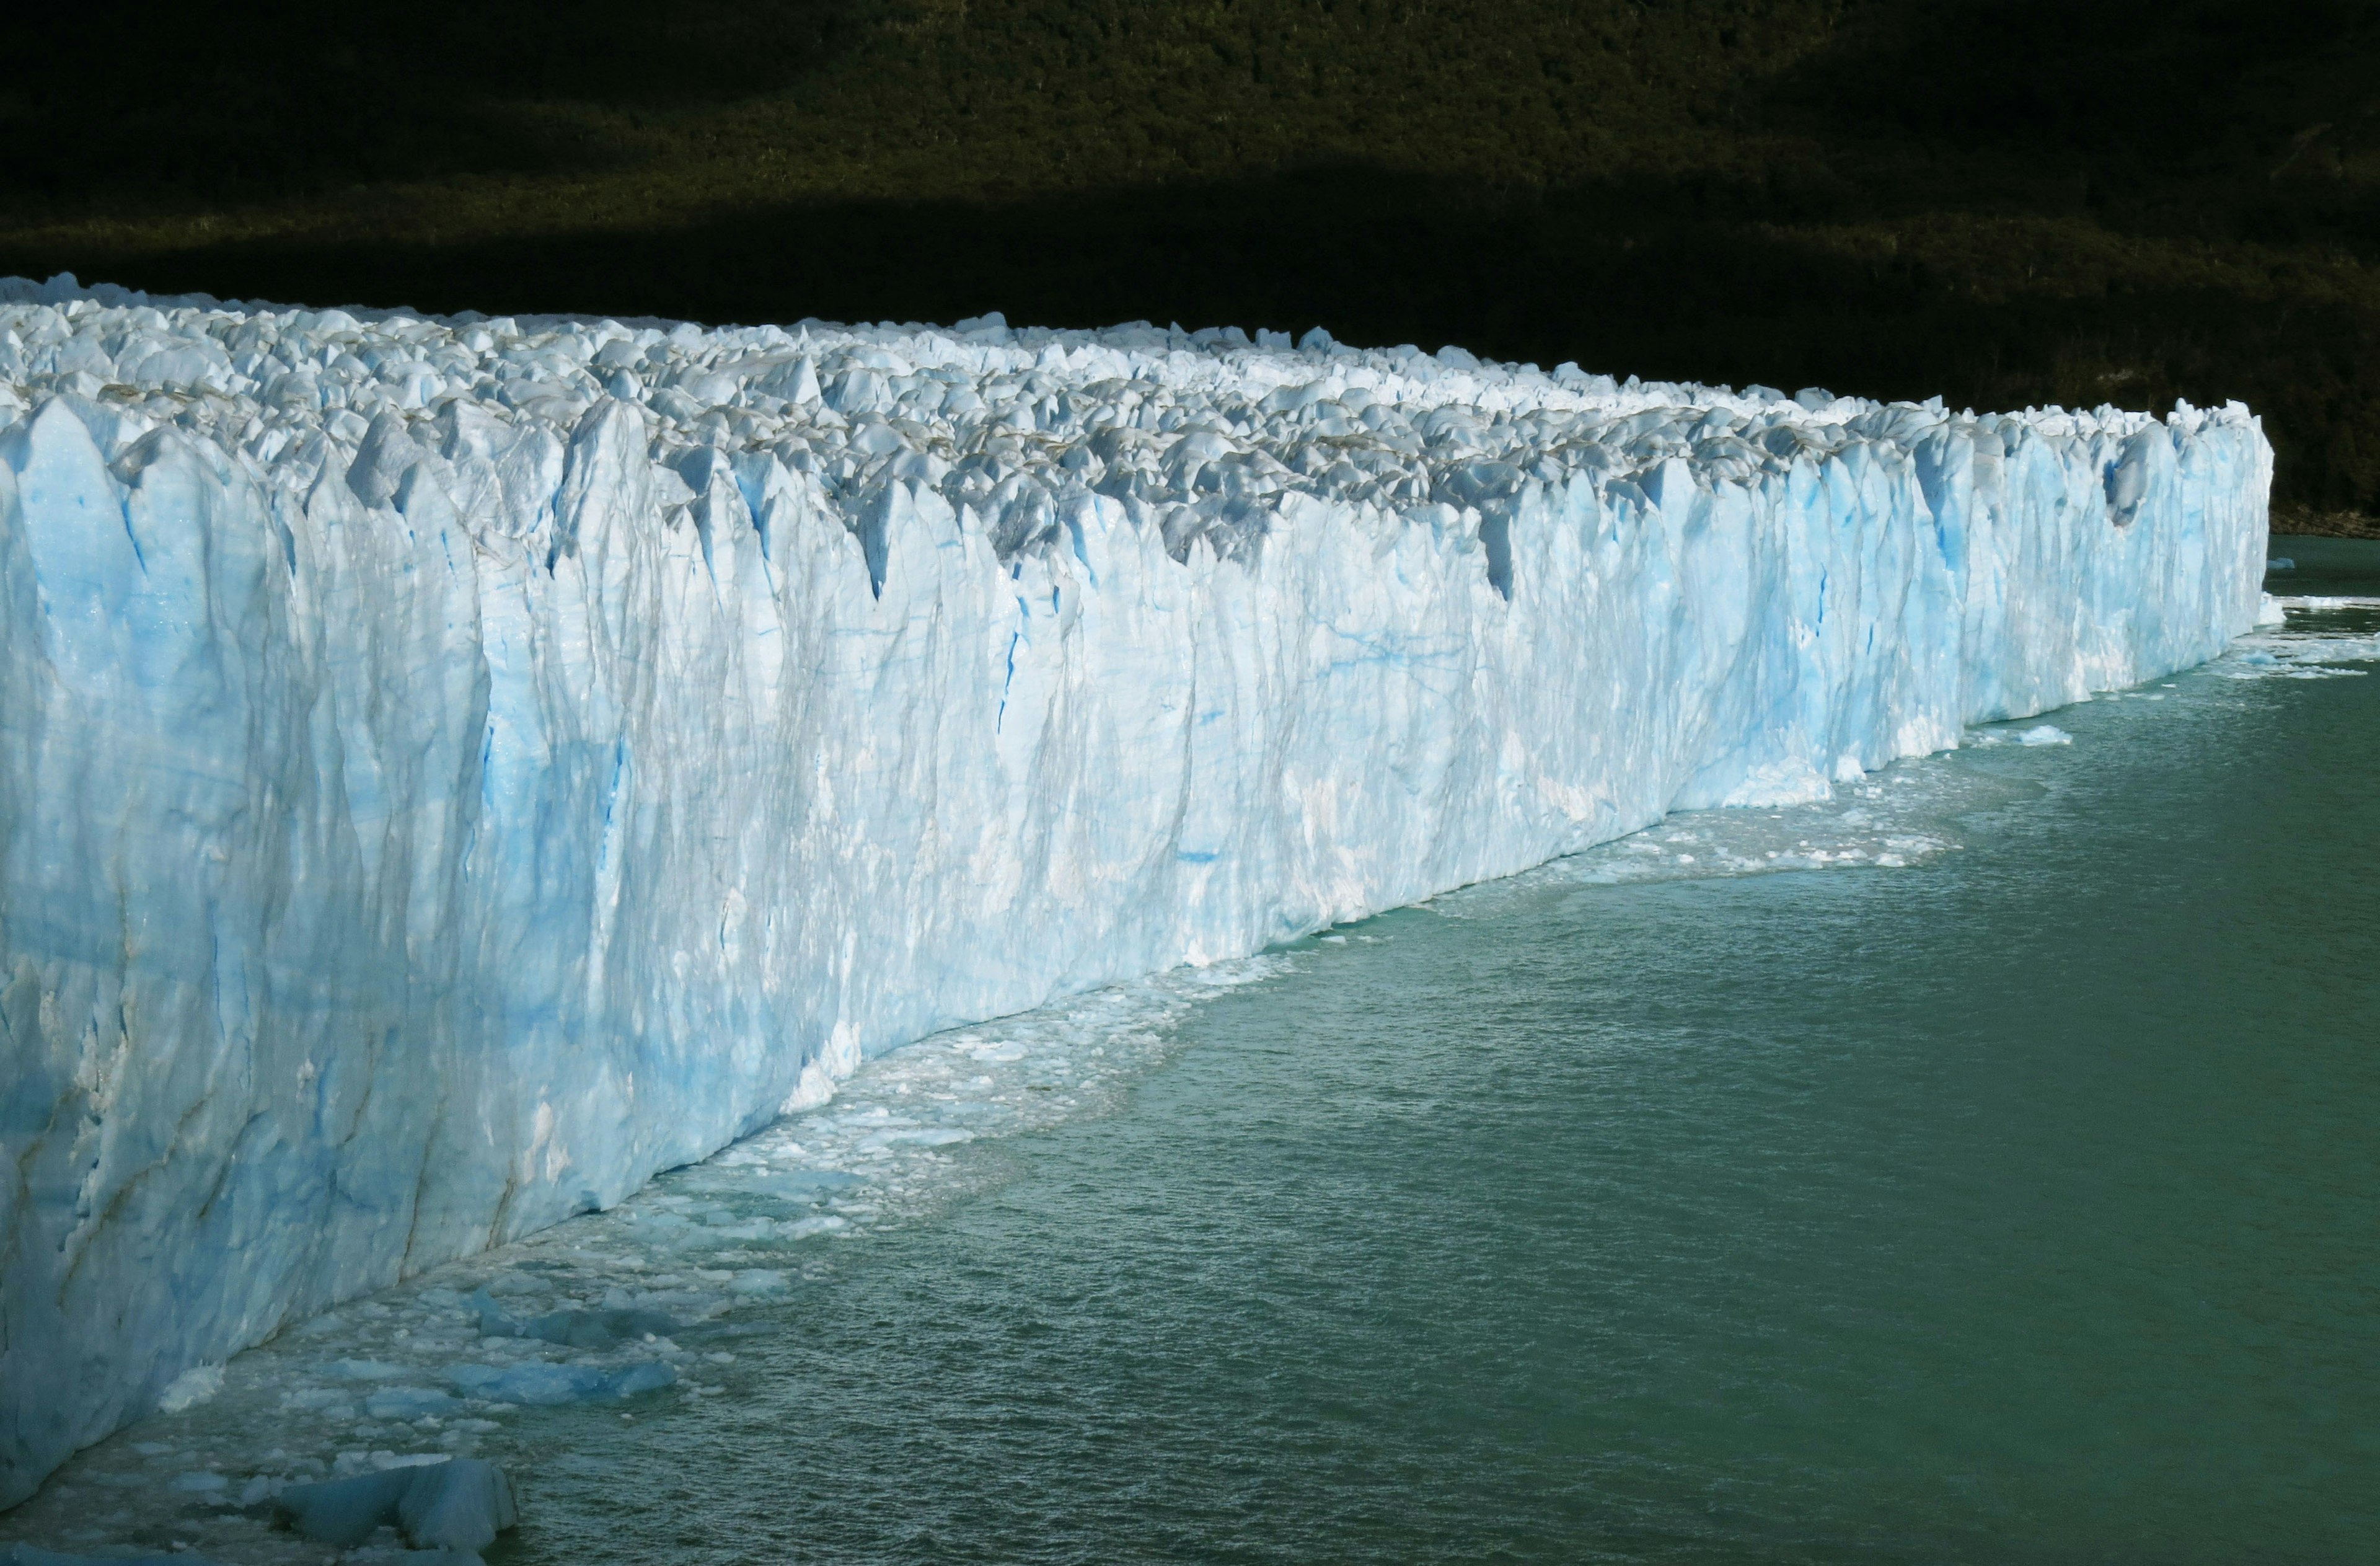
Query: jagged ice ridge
0 273 2269 1502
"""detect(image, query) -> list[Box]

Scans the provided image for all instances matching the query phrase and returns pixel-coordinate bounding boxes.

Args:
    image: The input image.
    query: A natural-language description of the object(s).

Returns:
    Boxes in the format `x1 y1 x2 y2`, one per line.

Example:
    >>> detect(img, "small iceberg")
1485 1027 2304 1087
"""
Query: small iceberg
273 1456 516 1559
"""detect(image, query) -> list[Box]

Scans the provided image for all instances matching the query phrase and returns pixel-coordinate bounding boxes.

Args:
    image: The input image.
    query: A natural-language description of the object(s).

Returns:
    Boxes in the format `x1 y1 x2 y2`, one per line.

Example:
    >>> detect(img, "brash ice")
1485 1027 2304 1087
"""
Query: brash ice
0 275 2270 1502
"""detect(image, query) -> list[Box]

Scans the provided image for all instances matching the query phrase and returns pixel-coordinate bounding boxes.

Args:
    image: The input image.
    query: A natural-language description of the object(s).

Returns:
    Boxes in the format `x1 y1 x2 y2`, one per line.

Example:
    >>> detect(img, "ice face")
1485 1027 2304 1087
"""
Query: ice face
0 273 2270 1503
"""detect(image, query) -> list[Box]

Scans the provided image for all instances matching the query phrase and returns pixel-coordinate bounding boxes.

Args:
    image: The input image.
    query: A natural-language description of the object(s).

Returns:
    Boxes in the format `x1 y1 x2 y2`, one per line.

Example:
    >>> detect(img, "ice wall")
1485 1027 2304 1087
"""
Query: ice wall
0 275 2269 1503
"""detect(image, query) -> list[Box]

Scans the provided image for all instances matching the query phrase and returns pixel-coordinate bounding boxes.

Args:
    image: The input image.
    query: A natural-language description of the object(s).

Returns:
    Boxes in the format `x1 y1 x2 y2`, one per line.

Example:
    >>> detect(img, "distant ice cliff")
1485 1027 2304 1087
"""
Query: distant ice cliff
0 275 2268 1502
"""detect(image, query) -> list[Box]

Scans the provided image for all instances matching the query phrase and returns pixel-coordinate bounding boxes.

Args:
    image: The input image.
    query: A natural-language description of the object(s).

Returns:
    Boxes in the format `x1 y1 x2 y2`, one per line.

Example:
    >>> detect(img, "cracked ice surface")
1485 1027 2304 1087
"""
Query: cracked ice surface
0 272 2268 1500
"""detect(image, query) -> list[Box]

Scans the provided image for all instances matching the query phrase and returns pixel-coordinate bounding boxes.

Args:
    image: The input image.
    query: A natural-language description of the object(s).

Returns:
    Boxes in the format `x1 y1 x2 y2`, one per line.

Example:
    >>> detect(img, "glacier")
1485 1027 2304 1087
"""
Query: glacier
0 272 2268 1505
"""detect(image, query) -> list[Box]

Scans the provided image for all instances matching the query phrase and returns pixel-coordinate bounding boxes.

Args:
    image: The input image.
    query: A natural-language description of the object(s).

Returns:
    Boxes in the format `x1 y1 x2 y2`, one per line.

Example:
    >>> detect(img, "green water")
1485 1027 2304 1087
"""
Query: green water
521 543 2379 1565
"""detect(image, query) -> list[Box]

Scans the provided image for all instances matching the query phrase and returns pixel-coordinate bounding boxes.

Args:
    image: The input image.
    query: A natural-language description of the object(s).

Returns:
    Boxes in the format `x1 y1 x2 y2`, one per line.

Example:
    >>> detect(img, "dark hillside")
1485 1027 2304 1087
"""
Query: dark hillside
4 0 2375 529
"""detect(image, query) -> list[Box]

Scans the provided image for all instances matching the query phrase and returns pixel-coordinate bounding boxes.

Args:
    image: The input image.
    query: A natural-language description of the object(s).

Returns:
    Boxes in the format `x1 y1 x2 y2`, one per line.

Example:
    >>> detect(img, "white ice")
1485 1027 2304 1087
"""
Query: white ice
0 272 2270 1502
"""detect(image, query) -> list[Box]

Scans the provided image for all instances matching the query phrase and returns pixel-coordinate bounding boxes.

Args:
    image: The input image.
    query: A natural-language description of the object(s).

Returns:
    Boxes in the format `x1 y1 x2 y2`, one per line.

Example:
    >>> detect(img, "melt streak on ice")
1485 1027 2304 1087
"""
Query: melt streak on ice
0 275 2268 1500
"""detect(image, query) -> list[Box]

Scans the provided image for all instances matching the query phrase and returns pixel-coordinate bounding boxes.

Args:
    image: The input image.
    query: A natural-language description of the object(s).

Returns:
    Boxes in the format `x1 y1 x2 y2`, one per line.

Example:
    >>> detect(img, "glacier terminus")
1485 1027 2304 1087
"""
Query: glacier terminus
0 274 2268 1503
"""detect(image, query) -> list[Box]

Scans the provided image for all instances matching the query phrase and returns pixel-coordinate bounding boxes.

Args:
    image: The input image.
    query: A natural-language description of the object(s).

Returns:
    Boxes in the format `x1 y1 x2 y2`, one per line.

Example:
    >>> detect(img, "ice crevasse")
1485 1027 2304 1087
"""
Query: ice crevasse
0 275 2269 1500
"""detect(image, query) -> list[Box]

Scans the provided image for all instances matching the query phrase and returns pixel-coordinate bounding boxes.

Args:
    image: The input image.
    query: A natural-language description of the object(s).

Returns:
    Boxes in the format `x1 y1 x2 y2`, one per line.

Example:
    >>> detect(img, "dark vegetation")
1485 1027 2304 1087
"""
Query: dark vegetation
5 0 2376 529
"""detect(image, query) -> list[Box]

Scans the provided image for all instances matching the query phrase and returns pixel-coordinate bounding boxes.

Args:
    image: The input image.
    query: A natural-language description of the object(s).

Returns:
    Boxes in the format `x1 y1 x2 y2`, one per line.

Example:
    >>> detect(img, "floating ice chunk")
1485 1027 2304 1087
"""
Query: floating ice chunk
536 1308 681 1347
446 1361 677 1405
280 1387 351 1412
363 1387 459 1420
168 1469 227 1492
465 1290 516 1337
324 1359 411 1381
480 1275 551 1299
728 1270 788 1296
273 1456 516 1555
397 1461 518 1555
2014 725 2073 746
856 1126 974 1151
467 1286 684 1348
156 1364 223 1414
609 1363 679 1397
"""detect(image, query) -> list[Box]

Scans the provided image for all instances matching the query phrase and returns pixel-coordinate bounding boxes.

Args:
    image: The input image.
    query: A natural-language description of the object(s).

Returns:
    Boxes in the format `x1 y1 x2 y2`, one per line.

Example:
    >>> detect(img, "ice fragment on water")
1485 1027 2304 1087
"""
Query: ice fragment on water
273 1456 516 1555
363 1387 459 1420
324 1360 410 1381
445 1361 676 1405
728 1270 787 1296
155 1365 223 1414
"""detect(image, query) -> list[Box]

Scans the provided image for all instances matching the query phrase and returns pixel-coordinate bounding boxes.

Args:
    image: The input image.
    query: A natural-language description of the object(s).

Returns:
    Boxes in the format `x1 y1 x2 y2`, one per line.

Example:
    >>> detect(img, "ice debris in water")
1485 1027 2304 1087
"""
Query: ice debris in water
467 1289 681 1348
1964 722 2074 748
154 1365 224 1415
2217 596 2380 679
323 1360 410 1381
1470 752 1991 899
361 1387 458 1420
0 272 2271 1500
447 1362 676 1405
274 1456 516 1557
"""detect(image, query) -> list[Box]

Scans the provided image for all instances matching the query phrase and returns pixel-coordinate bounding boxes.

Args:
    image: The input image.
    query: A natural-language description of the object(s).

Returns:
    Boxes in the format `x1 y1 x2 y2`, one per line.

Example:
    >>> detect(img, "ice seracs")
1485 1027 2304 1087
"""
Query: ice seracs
0 272 2269 1502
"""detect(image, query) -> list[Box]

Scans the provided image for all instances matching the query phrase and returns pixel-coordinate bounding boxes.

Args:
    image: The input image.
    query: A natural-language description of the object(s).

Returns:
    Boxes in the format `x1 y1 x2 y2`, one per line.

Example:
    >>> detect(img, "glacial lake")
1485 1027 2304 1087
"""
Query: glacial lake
9 540 2374 1565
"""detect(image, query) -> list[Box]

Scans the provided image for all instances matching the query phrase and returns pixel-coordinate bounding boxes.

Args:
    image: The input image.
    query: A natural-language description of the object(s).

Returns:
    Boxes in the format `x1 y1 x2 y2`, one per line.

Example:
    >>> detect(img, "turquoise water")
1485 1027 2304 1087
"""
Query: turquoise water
483 541 2379 1564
